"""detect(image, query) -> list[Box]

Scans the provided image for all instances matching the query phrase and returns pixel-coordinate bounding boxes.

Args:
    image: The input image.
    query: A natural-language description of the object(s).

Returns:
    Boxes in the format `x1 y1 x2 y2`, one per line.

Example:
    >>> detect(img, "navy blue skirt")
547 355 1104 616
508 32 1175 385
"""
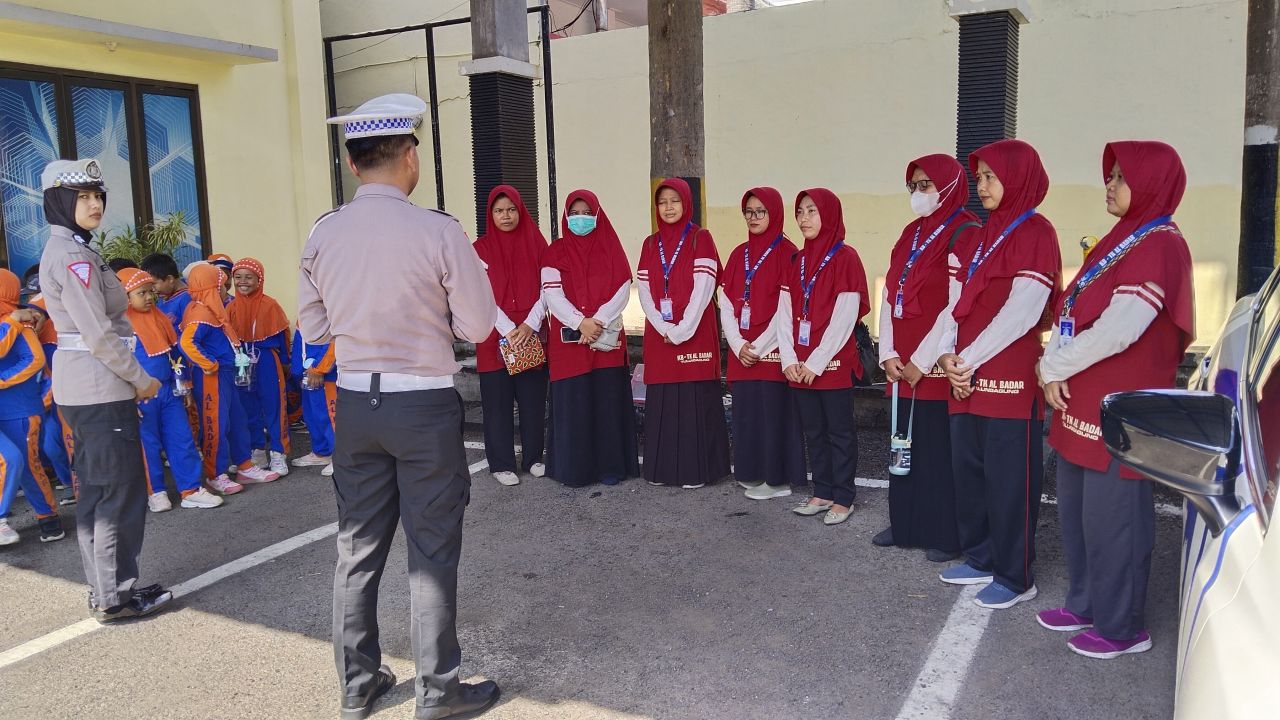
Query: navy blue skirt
730 380 807 489
546 366 639 488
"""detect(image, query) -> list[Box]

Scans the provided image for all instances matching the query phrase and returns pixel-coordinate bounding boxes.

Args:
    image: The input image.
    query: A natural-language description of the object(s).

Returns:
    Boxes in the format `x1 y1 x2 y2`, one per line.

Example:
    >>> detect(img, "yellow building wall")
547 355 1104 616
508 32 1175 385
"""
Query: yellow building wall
325 0 1246 342
0 0 332 317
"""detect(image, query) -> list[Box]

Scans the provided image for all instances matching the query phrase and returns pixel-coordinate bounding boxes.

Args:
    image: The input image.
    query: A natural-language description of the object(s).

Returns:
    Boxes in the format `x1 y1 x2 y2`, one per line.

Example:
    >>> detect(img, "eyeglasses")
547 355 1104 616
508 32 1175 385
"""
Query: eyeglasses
742 209 768 220
905 180 935 193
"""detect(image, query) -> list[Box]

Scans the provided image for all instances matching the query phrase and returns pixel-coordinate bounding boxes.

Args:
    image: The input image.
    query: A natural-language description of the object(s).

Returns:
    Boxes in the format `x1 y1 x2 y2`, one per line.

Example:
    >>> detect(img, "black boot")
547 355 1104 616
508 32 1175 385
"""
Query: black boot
416 681 501 720
340 665 396 720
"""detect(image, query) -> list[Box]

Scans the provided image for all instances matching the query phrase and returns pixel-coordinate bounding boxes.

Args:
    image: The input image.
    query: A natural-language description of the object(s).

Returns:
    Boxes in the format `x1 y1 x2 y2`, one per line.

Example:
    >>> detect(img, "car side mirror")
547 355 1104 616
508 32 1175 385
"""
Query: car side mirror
1100 390 1243 537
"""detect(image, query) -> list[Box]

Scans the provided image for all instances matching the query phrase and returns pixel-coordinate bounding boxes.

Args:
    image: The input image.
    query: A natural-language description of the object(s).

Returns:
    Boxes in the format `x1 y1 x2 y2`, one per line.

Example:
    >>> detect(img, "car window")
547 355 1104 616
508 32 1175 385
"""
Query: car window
1252 319 1280 523
1253 270 1280 372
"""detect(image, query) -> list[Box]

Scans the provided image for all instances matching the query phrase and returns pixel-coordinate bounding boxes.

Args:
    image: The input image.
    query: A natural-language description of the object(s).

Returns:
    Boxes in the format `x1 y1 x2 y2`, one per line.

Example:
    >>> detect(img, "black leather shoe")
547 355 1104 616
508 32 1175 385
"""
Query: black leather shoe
926 549 961 563
340 665 396 720
93 587 174 624
416 680 501 720
872 527 895 547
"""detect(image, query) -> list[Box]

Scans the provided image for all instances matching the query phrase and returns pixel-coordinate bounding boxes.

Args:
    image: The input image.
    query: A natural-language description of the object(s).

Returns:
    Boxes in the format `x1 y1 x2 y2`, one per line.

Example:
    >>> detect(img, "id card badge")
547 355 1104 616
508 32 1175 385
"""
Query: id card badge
739 304 752 330
1059 316 1075 347
893 289 905 319
798 320 812 347
660 297 674 322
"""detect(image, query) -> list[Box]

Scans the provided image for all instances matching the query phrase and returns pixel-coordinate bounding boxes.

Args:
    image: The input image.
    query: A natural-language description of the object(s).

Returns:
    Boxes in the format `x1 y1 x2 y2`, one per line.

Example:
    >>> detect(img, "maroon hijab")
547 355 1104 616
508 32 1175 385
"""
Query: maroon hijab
721 187 790 325
1058 141 1193 343
642 178 706 312
473 185 547 319
550 189 632 309
795 188 870 320
886 154 979 319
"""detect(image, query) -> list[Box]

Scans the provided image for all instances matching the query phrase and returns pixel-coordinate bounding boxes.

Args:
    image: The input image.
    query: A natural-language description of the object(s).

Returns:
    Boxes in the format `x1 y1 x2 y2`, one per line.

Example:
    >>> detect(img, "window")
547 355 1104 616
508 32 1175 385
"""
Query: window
0 63 210 275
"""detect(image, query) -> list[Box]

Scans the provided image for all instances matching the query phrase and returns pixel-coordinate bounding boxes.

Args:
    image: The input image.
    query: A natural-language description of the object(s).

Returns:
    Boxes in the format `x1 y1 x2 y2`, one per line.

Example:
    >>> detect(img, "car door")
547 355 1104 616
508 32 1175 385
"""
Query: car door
1176 271 1280 720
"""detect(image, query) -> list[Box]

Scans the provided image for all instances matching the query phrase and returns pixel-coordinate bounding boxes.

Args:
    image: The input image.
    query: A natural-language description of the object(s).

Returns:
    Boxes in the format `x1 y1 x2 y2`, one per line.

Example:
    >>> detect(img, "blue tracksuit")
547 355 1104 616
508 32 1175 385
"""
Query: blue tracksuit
238 328 290 456
131 332 204 496
290 329 336 457
159 288 193 333
181 321 251 479
38 341 73 492
0 321 56 520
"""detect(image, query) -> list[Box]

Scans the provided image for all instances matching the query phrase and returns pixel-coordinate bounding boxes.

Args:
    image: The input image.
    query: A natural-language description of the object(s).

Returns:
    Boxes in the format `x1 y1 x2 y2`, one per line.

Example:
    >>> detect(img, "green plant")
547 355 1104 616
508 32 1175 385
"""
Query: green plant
93 211 189 264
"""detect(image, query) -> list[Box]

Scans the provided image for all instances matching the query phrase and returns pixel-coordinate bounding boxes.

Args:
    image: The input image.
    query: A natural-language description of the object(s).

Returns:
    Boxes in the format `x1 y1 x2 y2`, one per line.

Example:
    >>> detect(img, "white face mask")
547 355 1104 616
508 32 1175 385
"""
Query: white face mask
910 191 941 217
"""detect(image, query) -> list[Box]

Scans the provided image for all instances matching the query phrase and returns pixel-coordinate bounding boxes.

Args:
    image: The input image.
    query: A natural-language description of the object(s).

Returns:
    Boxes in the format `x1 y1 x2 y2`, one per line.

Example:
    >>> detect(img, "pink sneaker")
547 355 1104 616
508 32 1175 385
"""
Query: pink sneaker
1068 630 1152 659
209 475 244 495
237 465 280 484
1036 607 1094 632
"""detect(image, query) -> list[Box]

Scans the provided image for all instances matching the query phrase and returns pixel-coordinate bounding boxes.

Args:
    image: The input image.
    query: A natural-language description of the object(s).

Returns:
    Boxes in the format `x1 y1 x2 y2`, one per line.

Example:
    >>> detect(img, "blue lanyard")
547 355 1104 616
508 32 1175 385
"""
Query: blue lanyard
658 222 693 297
1063 215 1172 314
899 209 962 289
742 234 783 303
799 242 843 318
966 208 1037 280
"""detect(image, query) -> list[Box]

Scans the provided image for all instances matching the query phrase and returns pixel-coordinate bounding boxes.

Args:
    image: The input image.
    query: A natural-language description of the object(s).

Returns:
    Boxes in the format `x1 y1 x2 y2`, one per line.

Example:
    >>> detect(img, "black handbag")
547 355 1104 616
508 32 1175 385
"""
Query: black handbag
853 321 877 387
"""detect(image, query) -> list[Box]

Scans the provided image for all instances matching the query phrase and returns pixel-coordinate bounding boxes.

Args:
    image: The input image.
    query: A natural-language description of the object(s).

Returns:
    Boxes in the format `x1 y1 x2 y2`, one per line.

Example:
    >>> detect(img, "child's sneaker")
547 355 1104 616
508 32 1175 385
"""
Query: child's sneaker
269 451 290 477
321 463 334 477
38 517 66 543
180 488 224 509
251 448 269 468
0 518 18 545
147 492 173 513
292 452 330 467
237 465 280 484
209 474 244 495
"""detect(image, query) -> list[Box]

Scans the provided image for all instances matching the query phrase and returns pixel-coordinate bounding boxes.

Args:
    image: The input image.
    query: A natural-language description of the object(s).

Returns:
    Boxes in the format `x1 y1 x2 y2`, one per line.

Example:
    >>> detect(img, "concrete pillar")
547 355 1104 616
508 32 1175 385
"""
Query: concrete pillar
463 0 539 234
948 0 1032 218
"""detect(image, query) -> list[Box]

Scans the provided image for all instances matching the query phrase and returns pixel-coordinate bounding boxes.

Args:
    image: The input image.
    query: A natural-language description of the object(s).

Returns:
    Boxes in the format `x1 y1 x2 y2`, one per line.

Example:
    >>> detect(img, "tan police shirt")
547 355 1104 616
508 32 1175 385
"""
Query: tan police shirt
298 183 497 378
39 226 153 406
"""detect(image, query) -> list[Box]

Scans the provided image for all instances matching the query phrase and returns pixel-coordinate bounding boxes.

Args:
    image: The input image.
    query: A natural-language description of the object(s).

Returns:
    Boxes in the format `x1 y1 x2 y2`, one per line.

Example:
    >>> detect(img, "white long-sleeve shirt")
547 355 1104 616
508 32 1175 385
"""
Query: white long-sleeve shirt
718 288 779 359
907 251 964 372
947 272 1052 373
539 267 630 330
494 302 547 336
636 258 717 345
774 290 861 377
1039 282 1164 383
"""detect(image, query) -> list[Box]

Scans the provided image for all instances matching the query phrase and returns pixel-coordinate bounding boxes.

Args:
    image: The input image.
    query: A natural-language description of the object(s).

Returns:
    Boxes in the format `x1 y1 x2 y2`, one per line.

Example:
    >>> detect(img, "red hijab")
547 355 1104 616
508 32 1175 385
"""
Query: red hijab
183 264 240 345
642 178 708 313
954 139 1058 322
795 188 870 320
473 185 548 320
228 257 289 342
887 154 980 319
549 189 632 310
117 268 177 356
1058 141 1193 344
721 187 791 330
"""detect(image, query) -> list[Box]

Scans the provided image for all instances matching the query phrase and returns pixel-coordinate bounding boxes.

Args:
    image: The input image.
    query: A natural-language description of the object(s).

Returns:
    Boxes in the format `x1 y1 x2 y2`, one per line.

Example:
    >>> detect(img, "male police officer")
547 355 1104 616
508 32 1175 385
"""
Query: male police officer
299 95 500 720
38 158 170 622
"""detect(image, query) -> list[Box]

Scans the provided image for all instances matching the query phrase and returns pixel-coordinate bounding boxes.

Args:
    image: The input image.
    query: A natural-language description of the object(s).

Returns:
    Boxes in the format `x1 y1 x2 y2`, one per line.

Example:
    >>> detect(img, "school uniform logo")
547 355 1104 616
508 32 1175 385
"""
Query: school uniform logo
676 351 713 364
1059 411 1102 441
974 377 1025 395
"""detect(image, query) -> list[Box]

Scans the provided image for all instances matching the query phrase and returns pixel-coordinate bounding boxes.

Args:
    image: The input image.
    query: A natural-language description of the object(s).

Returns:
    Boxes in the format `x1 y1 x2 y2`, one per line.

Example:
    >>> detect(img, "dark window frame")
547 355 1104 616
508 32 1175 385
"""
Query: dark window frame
0 60 213 269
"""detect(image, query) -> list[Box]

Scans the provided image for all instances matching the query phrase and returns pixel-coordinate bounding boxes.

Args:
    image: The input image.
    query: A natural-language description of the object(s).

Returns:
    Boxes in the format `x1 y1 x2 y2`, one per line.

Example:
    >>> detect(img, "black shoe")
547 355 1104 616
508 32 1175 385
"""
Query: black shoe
416 681 501 720
93 587 173 624
38 517 66 543
872 527 895 547
926 549 961 563
340 665 396 720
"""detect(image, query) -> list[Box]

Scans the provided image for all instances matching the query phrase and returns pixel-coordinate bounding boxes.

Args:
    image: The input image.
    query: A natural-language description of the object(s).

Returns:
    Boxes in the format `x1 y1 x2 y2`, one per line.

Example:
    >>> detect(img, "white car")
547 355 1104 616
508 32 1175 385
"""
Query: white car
1100 266 1280 719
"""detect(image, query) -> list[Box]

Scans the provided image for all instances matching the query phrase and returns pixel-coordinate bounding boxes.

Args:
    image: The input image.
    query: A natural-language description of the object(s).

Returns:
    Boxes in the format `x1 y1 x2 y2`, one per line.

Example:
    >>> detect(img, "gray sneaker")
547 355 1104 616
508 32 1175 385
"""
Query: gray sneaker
745 484 793 500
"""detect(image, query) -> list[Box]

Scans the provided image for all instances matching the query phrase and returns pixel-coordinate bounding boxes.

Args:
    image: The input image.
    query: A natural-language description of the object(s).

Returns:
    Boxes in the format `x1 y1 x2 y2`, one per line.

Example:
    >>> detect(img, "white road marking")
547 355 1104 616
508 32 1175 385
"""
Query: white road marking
0 452 492 672
895 585 991 719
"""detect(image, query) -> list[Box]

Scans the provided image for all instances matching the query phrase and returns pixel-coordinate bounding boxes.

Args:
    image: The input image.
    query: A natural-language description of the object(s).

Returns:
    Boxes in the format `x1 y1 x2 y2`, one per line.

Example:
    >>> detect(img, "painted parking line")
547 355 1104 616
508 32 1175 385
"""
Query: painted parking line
894 585 990 719
0 455 491 672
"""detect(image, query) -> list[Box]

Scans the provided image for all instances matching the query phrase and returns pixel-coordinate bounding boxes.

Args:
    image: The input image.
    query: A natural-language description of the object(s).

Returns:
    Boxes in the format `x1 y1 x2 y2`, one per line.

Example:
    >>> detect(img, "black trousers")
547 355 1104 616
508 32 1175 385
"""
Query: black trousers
478 367 547 473
1057 458 1155 640
794 387 857 507
951 411 1043 593
62 400 148 609
332 387 469 709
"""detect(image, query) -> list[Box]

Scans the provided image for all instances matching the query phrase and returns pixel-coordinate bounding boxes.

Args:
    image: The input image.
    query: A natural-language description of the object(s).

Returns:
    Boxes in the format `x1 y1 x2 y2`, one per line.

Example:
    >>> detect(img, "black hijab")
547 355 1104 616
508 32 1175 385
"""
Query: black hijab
43 186 106 240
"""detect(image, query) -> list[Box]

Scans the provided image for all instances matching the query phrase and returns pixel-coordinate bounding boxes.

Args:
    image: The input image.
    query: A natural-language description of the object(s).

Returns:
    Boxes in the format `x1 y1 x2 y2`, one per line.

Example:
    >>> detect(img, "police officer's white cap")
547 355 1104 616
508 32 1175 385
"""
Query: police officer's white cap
327 93 427 140
41 159 107 192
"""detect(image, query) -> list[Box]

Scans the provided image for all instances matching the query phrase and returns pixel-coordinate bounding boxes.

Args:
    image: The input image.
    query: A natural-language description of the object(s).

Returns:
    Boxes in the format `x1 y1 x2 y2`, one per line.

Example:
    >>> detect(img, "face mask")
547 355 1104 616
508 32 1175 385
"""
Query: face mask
567 214 597 236
910 191 941 217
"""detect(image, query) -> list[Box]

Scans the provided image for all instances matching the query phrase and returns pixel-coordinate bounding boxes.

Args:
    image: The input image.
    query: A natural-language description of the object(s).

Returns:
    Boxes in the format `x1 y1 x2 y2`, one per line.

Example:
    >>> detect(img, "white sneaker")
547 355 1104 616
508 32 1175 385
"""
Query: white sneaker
493 471 520 486
251 448 269 468
291 452 331 467
682 483 706 490
180 488 224 509
321 463 334 477
529 463 546 478
210 474 244 495
0 519 19 545
745 484 793 500
237 465 280 484
270 451 290 477
147 492 173 513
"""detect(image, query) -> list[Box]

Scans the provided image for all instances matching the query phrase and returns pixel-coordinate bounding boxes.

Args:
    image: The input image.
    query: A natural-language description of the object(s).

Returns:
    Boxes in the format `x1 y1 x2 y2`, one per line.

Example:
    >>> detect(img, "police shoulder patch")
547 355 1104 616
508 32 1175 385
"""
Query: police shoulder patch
67 261 92 288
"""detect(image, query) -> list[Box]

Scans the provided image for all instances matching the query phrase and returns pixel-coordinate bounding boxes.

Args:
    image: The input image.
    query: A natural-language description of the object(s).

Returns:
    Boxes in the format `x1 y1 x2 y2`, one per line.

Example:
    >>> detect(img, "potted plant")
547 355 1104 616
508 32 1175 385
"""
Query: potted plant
93 211 189 264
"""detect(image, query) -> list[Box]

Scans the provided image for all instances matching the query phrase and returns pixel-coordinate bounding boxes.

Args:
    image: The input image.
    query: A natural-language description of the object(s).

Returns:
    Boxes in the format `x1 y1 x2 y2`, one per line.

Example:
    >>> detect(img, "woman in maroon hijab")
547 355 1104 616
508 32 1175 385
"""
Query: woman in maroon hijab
1036 141 1194 659
776 189 870 525
718 187 806 500
541 190 639 487
473 185 548 487
875 154 981 560
636 179 730 489
933 139 1062 610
